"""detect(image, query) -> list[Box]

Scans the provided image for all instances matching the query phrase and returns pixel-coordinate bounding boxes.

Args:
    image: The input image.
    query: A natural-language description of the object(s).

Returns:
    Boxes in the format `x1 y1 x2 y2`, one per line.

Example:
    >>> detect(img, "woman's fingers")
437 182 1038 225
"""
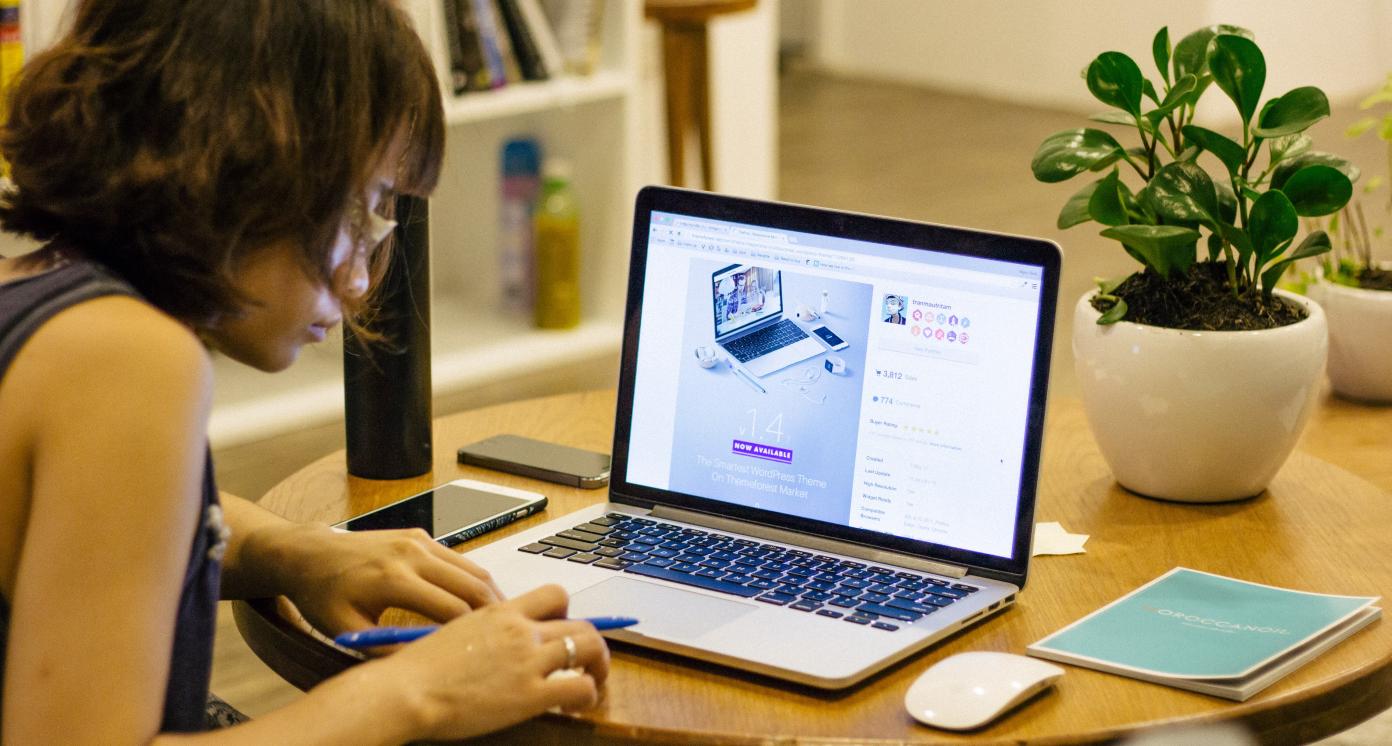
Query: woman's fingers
508 584 570 621
372 575 471 622
535 619 610 683
413 555 503 614
541 672 600 712
420 539 507 602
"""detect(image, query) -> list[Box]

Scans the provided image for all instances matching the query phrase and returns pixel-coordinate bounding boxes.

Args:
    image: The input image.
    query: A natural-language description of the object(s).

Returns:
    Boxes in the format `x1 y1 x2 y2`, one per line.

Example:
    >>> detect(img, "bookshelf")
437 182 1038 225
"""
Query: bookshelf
209 0 644 446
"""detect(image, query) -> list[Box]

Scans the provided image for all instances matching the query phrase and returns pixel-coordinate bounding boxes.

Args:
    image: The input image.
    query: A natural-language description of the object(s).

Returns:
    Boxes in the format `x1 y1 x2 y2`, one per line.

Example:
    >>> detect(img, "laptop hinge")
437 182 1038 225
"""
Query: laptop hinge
649 506 969 579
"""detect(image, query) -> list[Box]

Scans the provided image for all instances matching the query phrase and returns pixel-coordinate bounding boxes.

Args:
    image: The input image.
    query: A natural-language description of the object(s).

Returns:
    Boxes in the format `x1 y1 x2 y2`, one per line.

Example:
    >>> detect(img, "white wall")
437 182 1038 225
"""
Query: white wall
808 0 1392 114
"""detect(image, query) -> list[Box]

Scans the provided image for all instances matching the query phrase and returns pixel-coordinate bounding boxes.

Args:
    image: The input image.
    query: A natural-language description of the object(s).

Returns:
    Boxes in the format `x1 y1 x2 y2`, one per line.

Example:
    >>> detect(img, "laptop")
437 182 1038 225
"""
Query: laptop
465 186 1061 689
710 264 825 377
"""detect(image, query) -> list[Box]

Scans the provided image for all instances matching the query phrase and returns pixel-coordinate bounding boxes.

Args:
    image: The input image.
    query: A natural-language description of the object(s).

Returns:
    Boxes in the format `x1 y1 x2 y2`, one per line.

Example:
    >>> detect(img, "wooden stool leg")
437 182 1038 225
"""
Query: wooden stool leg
660 25 694 187
691 24 713 190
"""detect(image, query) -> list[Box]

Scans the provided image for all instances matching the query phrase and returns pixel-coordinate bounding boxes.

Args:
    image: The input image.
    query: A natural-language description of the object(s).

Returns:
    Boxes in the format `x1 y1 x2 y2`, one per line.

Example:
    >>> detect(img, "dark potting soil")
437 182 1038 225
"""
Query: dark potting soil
1091 261 1306 331
1356 267 1392 291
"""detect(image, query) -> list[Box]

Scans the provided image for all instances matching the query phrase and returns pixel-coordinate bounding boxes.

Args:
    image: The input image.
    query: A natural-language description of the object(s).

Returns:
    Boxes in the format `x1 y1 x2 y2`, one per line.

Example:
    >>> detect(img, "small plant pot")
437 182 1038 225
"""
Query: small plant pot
1072 290 1327 503
1308 277 1392 403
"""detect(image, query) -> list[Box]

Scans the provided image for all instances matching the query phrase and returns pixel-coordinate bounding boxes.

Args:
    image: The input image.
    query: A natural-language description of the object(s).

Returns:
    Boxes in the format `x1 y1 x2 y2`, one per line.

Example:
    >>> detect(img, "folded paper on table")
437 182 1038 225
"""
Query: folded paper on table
1032 521 1088 556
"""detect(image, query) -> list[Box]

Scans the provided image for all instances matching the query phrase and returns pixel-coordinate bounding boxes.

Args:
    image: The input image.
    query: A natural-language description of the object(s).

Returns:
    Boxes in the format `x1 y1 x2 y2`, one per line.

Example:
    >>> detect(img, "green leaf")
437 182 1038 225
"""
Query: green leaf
1253 86 1330 138
1057 179 1101 229
1248 190 1299 265
1215 179 1237 224
1280 165 1353 217
1098 296 1129 324
1031 129 1125 182
1142 78 1160 105
1173 25 1248 80
1209 35 1266 124
1089 111 1136 126
1154 74 1197 118
1207 232 1225 261
1359 89 1392 109
1100 224 1200 277
1087 168 1130 226
1269 134 1312 164
1180 124 1246 174
1217 221 1256 269
1260 231 1332 296
1346 117 1378 138
1147 161 1220 225
1087 52 1145 115
1271 152 1360 191
1153 27 1172 84
1379 113 1392 142
1095 276 1124 295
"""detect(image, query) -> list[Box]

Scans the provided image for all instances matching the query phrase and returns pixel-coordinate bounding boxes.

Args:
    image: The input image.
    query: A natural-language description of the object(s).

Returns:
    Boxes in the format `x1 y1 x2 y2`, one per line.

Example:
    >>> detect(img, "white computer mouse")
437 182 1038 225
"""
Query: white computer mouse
904 651 1064 731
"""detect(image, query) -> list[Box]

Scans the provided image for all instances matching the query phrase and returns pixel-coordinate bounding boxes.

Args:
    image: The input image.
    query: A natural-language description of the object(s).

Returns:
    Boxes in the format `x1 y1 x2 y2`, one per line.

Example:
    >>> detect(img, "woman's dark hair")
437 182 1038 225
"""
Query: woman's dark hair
0 0 445 331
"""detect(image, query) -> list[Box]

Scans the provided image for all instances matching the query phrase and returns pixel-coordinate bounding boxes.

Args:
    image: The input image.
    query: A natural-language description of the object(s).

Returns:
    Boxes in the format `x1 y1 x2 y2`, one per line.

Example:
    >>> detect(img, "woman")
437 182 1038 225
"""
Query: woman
0 1 607 742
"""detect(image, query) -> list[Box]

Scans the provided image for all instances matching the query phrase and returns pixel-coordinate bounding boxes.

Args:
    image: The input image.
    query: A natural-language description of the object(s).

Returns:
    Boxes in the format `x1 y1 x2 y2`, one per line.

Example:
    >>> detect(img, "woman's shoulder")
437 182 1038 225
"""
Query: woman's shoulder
8 293 212 416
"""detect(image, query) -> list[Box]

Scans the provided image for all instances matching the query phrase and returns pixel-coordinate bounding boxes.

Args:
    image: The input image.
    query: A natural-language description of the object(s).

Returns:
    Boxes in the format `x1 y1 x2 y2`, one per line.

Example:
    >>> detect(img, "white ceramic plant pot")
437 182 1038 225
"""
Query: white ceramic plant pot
1308 278 1392 403
1072 290 1327 503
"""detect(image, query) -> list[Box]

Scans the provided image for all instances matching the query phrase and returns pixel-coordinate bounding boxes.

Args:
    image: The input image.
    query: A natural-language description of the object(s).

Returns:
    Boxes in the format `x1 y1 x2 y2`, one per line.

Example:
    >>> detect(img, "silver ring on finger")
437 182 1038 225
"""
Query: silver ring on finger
562 634 578 670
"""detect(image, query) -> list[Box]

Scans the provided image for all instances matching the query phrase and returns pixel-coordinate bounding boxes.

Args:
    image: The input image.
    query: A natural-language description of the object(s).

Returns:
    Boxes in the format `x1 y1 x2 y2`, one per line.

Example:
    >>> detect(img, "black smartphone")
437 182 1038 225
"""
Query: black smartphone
458 434 611 489
333 479 547 547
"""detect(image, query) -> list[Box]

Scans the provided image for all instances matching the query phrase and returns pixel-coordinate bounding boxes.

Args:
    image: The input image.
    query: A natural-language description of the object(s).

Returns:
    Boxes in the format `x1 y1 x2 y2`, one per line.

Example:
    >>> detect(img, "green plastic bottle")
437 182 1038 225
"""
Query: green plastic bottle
533 159 581 329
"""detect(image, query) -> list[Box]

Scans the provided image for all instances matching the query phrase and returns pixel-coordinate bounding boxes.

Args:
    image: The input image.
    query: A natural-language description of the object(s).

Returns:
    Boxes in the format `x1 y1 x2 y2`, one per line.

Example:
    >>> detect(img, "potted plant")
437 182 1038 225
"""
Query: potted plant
1301 80 1392 402
1031 24 1356 502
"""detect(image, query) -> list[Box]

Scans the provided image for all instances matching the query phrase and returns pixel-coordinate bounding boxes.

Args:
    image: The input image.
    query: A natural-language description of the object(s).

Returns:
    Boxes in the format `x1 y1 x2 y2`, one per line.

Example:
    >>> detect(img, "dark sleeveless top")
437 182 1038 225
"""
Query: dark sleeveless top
0 259 223 733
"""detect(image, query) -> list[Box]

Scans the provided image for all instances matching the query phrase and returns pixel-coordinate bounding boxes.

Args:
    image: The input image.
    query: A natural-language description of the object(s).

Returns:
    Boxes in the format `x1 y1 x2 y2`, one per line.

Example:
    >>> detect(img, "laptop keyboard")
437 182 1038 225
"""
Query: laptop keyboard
722 319 811 363
517 513 980 632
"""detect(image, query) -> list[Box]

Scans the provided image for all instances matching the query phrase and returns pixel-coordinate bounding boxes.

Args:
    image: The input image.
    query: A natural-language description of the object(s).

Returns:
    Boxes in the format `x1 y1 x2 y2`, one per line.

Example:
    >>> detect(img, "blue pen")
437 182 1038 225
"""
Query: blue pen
333 616 640 649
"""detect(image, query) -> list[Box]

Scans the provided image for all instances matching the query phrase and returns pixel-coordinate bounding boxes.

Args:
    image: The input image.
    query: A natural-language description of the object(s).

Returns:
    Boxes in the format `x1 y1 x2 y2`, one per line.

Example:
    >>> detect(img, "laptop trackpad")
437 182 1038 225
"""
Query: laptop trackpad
568 577 757 641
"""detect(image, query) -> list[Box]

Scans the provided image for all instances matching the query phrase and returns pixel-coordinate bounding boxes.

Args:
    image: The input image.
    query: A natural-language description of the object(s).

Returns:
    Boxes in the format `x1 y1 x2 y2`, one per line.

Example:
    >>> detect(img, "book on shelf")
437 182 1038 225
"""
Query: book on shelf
496 0 547 81
468 0 509 88
1027 567 1381 701
442 0 490 93
515 0 565 80
540 0 603 76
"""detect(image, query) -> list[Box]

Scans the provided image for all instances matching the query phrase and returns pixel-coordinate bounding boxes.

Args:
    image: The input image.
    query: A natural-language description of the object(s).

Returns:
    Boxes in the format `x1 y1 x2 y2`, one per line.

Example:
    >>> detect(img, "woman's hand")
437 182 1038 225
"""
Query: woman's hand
372 584 611 741
267 523 506 636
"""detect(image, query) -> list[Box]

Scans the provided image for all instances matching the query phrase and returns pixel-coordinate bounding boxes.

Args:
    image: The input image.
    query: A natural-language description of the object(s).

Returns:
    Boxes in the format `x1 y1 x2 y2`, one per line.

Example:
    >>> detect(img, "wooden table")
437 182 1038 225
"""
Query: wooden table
235 390 1392 745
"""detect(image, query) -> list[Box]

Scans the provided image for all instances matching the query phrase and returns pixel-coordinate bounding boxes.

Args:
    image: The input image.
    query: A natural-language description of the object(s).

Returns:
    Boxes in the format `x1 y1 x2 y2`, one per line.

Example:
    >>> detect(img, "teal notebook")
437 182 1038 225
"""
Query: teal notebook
1028 567 1380 701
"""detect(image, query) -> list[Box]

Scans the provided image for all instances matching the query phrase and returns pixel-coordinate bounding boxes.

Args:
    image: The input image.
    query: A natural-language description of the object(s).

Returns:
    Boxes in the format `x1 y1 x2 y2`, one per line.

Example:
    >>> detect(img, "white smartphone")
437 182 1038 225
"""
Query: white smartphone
811 325 849 350
333 479 547 547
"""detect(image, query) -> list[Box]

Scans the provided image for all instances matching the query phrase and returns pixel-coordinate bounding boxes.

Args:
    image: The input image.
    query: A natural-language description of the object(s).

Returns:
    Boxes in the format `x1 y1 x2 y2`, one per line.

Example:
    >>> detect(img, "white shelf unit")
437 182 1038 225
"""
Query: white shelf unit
209 0 643 447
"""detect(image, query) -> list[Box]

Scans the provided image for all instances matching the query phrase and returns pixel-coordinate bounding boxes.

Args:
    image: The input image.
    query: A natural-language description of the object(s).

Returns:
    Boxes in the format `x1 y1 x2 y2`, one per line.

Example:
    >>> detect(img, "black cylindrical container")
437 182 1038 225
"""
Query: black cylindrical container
344 195 433 479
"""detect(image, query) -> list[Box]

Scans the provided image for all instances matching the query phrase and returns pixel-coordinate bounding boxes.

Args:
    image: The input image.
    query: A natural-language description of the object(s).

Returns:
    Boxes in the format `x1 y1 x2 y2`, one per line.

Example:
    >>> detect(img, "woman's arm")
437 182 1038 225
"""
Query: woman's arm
3 297 214 744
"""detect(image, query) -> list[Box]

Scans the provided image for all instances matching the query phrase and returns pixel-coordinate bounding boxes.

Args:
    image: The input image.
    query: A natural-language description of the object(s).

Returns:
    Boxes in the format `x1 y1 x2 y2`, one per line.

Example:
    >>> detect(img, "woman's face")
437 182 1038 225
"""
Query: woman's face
204 159 396 372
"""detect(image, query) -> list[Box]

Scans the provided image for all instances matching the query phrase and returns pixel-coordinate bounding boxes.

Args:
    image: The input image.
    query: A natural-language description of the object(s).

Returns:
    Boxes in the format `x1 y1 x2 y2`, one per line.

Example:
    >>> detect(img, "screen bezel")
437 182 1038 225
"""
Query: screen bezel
609 186 1061 587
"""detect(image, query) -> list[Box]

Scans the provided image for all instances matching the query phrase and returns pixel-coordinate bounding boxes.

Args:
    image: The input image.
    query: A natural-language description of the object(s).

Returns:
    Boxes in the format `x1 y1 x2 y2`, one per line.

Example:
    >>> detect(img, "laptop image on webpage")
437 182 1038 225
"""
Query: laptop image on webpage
464 187 1061 689
710 264 825 377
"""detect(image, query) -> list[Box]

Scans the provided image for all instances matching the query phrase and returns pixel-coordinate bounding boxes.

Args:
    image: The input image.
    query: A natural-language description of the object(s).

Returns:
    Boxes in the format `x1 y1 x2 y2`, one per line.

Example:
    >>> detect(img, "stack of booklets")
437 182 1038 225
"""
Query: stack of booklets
1027 567 1381 701
441 0 603 96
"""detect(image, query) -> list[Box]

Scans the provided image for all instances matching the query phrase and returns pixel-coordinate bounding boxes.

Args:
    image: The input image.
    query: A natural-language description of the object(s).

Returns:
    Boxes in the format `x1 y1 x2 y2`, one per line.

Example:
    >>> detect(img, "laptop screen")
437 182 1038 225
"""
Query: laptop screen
712 264 784 338
614 189 1058 580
